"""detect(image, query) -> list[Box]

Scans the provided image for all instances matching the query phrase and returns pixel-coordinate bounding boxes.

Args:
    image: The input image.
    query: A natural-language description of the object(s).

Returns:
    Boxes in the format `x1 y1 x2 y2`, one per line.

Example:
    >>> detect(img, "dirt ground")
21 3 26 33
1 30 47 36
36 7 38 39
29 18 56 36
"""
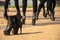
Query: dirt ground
0 7 60 40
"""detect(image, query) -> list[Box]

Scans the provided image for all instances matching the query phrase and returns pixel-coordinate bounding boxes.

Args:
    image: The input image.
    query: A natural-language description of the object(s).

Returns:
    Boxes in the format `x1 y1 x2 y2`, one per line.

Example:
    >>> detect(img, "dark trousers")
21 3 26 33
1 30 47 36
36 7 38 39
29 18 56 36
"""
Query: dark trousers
47 0 56 17
32 0 37 20
39 0 45 10
39 0 45 16
22 0 37 24
22 0 27 16
4 15 22 35
52 0 56 10
36 0 56 20
47 0 56 11
36 0 46 19
4 0 21 19
22 0 37 18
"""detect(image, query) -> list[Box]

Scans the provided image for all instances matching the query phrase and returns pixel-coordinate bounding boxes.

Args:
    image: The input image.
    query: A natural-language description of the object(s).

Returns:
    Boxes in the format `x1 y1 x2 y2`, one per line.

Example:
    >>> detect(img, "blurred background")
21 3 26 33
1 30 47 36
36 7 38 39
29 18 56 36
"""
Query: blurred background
0 0 60 8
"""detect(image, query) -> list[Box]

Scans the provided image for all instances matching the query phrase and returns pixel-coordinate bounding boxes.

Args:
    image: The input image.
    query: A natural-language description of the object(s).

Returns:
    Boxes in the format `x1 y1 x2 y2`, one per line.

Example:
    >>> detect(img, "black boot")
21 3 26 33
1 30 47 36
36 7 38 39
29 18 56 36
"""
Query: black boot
43 11 48 18
32 19 36 25
50 14 55 21
4 11 8 20
44 11 51 18
32 13 36 25
3 16 13 35
43 11 46 17
50 11 55 21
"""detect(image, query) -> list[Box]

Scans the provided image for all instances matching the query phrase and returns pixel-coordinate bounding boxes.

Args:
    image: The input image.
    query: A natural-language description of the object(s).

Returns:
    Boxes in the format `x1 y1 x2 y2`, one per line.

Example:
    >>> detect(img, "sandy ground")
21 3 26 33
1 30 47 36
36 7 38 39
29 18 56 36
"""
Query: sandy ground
0 7 60 40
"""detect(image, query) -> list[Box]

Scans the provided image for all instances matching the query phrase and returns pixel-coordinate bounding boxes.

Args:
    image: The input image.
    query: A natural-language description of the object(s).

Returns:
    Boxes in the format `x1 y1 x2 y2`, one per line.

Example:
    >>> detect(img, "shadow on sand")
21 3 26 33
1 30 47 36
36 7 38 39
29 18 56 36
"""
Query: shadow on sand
24 17 60 26
18 31 43 35
35 17 60 26
7 31 43 36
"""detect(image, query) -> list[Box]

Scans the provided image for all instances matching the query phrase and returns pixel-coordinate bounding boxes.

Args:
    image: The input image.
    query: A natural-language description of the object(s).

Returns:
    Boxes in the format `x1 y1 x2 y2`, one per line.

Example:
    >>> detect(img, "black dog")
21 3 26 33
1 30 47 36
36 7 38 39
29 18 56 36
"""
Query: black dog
3 0 22 35
3 15 22 35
